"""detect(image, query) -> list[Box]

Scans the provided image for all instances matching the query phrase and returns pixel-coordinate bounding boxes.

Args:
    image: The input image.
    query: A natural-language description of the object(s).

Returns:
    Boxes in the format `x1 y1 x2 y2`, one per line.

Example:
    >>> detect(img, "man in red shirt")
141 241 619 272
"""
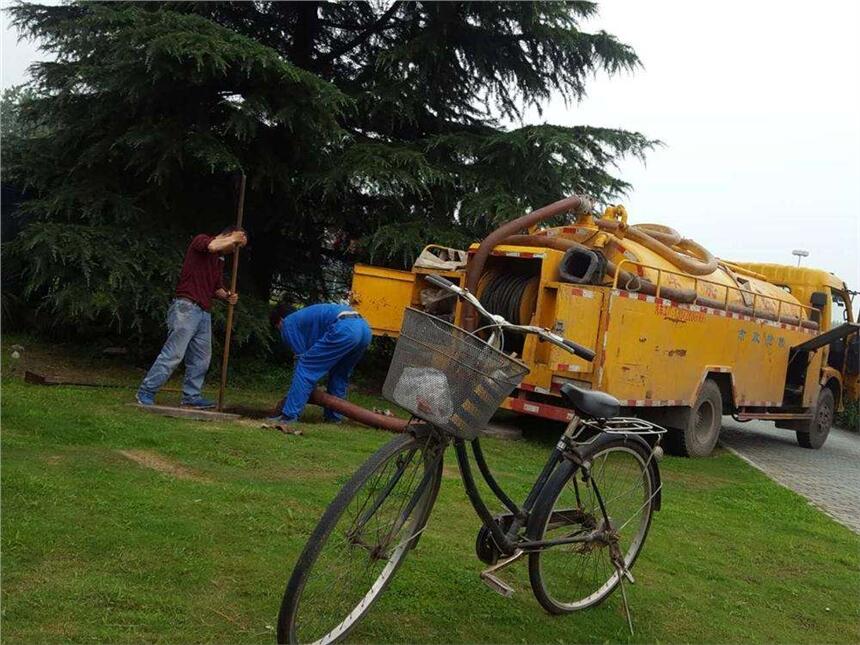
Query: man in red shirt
136 227 248 408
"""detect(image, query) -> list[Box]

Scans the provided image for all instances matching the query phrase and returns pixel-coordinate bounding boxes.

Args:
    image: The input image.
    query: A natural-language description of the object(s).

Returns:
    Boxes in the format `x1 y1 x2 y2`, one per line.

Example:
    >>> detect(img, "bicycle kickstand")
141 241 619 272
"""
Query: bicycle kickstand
610 544 635 635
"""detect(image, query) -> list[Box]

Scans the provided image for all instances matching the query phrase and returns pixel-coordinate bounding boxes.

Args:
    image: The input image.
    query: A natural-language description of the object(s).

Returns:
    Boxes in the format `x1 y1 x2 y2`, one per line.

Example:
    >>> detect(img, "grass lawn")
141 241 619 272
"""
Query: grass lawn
2 336 859 643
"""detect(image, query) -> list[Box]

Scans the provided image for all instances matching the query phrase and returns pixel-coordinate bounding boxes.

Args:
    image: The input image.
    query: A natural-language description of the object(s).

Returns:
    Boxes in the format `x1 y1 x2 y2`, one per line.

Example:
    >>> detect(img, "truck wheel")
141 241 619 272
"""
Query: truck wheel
796 388 834 449
672 380 723 457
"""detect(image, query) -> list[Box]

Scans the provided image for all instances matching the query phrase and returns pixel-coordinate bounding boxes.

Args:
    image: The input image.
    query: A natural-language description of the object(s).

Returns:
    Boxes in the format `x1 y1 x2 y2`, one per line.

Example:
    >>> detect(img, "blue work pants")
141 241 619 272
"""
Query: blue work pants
281 317 372 421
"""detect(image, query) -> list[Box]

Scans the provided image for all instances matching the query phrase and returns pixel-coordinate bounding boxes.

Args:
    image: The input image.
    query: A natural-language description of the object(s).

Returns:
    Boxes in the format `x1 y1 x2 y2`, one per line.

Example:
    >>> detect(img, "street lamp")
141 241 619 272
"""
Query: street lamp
792 249 809 267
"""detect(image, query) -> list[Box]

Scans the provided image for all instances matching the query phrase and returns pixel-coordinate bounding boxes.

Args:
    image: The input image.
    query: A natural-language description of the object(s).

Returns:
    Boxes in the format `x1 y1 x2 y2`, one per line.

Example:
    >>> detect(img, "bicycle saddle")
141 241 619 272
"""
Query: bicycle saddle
560 383 620 420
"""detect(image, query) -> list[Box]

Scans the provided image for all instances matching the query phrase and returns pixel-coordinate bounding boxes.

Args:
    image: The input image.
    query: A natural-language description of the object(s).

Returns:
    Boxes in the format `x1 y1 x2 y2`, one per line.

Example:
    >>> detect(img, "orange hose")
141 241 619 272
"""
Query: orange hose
309 389 408 432
464 195 592 330
634 223 681 246
596 219 717 276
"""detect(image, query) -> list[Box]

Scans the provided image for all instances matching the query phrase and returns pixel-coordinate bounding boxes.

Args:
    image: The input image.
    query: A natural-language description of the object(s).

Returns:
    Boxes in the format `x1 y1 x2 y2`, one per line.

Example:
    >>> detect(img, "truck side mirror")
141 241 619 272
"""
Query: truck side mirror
810 292 827 309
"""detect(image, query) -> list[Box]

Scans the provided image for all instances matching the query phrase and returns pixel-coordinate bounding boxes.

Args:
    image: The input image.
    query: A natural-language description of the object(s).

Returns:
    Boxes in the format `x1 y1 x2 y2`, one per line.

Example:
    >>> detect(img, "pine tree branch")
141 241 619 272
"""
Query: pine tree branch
318 19 363 31
321 1 402 64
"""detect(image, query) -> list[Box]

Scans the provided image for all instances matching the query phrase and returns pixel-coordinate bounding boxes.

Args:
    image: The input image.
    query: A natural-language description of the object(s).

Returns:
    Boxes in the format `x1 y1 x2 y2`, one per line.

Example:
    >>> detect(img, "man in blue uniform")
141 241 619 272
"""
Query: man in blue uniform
266 303 372 426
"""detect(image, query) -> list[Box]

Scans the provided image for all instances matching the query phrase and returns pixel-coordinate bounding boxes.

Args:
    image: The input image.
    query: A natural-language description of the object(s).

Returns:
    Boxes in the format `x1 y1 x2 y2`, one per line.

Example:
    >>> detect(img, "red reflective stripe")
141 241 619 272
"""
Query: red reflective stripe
623 399 686 407
519 383 552 395
507 397 575 422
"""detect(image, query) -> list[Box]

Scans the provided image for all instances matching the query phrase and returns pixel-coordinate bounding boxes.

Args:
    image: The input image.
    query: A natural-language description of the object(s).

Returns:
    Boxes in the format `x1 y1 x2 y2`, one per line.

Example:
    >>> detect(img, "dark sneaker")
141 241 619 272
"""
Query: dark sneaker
136 390 156 406
180 397 216 410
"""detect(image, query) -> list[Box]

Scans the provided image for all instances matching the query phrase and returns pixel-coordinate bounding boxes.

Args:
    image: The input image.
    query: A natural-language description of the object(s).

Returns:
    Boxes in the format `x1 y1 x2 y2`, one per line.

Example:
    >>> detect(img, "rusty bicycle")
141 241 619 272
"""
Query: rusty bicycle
277 274 665 644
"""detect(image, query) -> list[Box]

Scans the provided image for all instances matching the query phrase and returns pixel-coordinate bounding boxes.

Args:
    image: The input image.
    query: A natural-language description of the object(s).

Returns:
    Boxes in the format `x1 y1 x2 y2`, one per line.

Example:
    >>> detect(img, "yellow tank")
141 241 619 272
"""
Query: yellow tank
533 205 811 326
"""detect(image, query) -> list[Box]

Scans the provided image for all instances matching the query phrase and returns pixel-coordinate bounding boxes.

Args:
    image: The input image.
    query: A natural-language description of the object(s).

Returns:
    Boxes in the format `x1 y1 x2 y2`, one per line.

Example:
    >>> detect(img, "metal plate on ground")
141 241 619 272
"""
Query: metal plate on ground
128 403 240 422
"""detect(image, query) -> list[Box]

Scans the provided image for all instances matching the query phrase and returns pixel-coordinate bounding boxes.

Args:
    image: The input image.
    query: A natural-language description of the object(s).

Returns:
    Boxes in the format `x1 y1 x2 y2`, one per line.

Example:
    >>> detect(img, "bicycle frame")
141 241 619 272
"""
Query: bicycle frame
455 433 594 555
366 411 630 559
350 400 663 564
350 418 567 558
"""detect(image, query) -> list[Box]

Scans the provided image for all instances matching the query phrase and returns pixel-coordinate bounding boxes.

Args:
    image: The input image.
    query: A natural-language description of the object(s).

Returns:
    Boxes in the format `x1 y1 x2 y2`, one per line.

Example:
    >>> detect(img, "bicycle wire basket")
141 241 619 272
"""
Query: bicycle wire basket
383 308 529 440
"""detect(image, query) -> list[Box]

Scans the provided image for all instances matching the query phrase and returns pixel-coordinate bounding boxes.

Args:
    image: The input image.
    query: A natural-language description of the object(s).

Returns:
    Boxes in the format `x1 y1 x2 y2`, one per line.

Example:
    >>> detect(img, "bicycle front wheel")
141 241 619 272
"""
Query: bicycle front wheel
527 436 657 613
278 432 443 644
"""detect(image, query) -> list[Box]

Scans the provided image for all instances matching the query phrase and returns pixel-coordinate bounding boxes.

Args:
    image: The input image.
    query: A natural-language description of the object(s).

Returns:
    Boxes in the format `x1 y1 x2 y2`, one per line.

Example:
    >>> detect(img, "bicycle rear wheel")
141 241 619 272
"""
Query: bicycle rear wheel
527 436 657 613
278 432 443 644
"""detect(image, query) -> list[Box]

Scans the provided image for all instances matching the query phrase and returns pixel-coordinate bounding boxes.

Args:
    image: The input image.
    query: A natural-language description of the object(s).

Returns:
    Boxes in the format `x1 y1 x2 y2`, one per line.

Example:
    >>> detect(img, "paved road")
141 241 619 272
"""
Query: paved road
720 419 860 533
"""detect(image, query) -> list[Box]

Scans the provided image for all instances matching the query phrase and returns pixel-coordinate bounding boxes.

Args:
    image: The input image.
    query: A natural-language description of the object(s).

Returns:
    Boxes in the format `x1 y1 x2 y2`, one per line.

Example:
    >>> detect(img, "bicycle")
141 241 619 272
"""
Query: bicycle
277 274 665 644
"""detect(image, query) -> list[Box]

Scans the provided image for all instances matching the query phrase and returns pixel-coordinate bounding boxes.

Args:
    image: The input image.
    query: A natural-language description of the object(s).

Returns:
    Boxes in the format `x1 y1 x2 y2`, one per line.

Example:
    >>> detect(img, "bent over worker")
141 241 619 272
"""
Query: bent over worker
136 227 248 408
267 303 372 426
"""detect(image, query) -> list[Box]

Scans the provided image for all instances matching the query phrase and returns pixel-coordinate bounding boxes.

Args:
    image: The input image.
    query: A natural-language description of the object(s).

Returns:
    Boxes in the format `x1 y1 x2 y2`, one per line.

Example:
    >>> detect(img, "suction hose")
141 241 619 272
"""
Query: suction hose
596 219 717 276
501 234 699 303
309 389 408 432
464 195 593 331
634 223 681 246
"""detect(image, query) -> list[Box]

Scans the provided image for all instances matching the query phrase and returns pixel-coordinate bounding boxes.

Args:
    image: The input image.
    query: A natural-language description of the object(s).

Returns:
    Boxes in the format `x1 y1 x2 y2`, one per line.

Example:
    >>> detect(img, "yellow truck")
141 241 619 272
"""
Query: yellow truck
350 201 858 456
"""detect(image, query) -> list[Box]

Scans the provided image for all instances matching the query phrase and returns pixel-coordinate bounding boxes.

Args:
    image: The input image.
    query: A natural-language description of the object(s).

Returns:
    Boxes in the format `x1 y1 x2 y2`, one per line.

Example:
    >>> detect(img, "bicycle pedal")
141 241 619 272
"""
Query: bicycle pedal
480 571 514 598
479 549 523 598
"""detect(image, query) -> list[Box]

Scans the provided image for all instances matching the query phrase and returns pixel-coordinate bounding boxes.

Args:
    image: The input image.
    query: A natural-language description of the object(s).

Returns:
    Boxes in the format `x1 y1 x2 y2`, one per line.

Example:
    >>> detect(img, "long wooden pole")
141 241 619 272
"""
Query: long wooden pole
217 174 246 411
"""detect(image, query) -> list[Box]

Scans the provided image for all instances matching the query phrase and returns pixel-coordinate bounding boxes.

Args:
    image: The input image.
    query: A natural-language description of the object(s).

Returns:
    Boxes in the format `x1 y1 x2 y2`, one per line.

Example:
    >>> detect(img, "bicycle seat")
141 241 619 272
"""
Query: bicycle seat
560 383 620 420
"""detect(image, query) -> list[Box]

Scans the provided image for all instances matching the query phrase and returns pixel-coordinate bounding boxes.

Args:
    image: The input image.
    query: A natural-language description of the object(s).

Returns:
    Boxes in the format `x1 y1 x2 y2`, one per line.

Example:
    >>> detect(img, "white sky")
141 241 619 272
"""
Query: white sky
3 1 859 289
544 1 860 290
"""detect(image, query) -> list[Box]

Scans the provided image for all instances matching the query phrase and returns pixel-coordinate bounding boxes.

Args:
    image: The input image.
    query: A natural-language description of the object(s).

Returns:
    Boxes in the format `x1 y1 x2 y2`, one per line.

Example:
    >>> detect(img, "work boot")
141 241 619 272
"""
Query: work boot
136 390 156 406
180 396 216 410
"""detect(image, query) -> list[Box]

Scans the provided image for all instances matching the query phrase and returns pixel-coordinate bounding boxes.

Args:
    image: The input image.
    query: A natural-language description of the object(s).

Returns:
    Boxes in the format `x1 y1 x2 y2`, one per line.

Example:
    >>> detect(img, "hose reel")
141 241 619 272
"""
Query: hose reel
477 270 540 354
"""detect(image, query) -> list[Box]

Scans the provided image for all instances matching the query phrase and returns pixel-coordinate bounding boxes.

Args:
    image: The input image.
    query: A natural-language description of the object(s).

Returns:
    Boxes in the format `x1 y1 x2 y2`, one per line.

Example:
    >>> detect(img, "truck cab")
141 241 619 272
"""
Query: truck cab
734 263 859 416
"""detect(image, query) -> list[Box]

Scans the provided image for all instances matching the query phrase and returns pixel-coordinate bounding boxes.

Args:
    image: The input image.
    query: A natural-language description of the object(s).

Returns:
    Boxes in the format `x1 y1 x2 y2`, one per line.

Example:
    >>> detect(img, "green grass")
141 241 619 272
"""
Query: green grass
837 399 859 432
2 336 859 643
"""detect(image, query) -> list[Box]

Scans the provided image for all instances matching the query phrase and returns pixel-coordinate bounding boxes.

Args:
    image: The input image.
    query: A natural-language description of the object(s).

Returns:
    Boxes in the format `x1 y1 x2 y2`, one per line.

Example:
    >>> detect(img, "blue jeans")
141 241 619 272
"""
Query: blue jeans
282 317 372 421
139 298 212 402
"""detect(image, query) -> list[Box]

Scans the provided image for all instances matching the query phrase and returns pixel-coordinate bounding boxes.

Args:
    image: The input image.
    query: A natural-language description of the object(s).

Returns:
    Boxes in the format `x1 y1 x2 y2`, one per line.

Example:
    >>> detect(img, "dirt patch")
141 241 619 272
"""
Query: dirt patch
237 418 265 430
117 449 211 483
224 405 277 419
6 340 142 388
236 418 285 434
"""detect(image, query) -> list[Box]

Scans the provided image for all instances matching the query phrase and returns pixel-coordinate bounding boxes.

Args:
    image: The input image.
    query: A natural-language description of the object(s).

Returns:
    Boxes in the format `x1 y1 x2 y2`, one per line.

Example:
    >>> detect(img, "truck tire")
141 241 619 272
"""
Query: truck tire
796 388 834 449
669 380 722 457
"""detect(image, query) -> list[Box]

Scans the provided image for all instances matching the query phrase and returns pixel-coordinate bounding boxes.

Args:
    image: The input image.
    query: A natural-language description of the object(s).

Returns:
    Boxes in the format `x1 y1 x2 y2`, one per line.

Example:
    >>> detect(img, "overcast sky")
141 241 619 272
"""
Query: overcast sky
3 1 859 290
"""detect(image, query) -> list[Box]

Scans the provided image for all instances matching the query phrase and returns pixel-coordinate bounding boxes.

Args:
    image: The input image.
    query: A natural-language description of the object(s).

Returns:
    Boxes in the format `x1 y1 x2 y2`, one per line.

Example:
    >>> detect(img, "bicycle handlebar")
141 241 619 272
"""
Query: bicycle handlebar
564 339 596 362
423 274 595 362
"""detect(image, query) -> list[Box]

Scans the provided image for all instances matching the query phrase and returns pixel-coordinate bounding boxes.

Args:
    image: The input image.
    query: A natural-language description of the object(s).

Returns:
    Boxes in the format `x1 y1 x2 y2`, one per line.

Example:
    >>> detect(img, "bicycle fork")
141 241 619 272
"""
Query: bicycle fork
348 438 445 558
